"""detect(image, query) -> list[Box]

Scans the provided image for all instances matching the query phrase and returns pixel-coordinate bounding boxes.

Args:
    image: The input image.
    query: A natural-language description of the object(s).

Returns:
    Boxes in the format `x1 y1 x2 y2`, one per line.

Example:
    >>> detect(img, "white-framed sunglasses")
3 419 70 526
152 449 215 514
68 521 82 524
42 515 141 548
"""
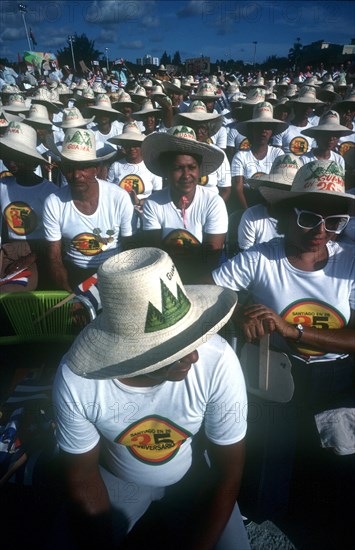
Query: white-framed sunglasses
294 208 350 234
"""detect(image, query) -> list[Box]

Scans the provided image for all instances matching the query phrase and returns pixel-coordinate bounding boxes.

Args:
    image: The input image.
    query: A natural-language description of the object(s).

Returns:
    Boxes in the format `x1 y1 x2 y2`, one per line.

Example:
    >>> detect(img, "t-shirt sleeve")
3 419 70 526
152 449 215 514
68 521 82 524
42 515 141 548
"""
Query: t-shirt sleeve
231 152 244 177
43 192 62 241
152 174 163 192
238 209 256 250
217 154 232 188
212 248 259 291
204 194 228 234
116 188 135 237
142 197 162 230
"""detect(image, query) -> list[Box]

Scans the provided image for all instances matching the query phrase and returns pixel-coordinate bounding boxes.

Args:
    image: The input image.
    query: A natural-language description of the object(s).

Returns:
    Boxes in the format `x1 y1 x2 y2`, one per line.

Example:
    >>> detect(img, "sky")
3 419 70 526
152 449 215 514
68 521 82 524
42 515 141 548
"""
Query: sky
0 1 354 65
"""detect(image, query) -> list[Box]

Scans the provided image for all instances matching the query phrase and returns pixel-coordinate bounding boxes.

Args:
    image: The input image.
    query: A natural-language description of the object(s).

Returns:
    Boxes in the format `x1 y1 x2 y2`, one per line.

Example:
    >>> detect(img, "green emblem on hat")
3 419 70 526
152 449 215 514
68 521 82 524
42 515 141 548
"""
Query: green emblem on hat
145 279 191 333
66 130 93 148
172 125 196 139
277 154 298 166
307 161 343 181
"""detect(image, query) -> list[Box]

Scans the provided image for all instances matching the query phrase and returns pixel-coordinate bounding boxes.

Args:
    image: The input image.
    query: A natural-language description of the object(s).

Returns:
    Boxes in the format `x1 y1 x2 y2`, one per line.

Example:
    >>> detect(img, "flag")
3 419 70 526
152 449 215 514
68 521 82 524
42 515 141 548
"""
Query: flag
74 273 102 313
30 28 37 46
0 269 32 287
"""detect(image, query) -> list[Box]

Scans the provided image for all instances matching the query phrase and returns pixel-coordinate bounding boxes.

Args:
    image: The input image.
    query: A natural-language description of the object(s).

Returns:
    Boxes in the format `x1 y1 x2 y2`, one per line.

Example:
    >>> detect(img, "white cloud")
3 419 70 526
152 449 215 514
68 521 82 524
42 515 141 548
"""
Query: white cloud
119 40 144 50
85 1 155 25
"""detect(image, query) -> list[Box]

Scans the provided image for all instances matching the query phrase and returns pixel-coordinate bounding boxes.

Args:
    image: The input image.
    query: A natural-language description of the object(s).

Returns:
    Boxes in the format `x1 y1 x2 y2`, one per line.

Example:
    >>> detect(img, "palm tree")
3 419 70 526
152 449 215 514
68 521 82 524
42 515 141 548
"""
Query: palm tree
288 38 302 70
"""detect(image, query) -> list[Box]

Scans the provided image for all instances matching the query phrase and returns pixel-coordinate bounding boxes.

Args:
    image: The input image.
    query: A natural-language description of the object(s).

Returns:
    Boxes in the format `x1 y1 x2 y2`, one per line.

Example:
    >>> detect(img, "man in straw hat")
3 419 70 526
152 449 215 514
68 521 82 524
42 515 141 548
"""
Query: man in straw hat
42 128 134 291
52 246 249 549
202 160 355 544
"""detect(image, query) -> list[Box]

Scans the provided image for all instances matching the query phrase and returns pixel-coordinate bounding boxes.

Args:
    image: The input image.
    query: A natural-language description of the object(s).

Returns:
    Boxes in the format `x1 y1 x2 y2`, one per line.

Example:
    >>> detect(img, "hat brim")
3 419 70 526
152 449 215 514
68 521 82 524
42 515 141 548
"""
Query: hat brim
3 105 30 113
108 134 145 144
173 112 223 136
236 119 288 137
133 109 161 120
0 140 49 164
289 97 325 105
301 125 354 137
248 176 293 191
141 133 224 177
66 284 237 380
163 82 188 96
45 136 116 165
259 186 355 207
53 115 96 128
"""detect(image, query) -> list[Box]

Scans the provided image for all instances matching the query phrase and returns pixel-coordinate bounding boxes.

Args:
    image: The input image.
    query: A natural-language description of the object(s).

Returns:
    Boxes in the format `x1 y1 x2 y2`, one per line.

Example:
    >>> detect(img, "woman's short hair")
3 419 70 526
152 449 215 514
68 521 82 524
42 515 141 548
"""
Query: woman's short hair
158 151 202 175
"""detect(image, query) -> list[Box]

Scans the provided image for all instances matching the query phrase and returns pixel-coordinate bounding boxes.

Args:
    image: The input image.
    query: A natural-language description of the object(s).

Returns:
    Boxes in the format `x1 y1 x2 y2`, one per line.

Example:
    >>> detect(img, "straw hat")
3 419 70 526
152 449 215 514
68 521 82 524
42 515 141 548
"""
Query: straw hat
150 84 167 99
141 125 224 177
132 99 161 120
112 92 139 111
249 76 266 89
286 84 298 98
248 154 302 190
259 160 354 207
53 107 95 129
191 82 218 101
236 102 288 137
334 75 348 90
141 78 154 89
92 82 107 94
322 74 334 84
0 109 21 127
73 86 95 103
29 87 63 109
65 247 238 379
163 78 188 96
265 92 278 104
316 83 341 103
335 88 355 109
238 87 266 105
107 121 145 145
173 100 223 136
301 110 354 137
1 84 24 96
47 127 116 165
130 86 148 103
2 94 29 113
56 82 72 96
87 93 124 117
76 78 89 90
303 76 322 87
0 121 49 163
290 86 324 105
20 103 52 127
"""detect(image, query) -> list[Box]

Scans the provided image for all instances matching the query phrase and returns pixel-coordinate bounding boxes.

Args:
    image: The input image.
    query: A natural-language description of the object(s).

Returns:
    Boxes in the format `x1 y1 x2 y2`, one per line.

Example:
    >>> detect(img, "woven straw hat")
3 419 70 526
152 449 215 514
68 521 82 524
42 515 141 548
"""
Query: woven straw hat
130 86 148 103
259 160 354 207
92 82 107 94
303 76 322 87
76 78 89 90
316 83 341 103
132 99 161 120
163 78 188 96
290 85 324 105
66 248 238 379
334 75 348 89
249 76 266 89
20 103 52 126
236 102 288 137
108 121 145 145
29 87 63 108
1 84 24 95
0 109 22 127
57 82 72 96
191 82 218 101
248 154 302 190
3 94 29 113
87 93 124 116
238 87 266 105
141 125 224 177
301 110 354 137
53 107 95 129
112 92 139 111
173 100 223 136
150 84 167 99
47 127 116 165
336 88 355 108
0 121 49 163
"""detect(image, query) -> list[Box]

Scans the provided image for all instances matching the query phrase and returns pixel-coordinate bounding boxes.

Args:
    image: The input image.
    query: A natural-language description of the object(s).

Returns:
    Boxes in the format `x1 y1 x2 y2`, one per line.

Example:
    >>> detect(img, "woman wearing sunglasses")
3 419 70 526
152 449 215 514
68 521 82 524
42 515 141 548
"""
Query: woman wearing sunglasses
206 160 355 545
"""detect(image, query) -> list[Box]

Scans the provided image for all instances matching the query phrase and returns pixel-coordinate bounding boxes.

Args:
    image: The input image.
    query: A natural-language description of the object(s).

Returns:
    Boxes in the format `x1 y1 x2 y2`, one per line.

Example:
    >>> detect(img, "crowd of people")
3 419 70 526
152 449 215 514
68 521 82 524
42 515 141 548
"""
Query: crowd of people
1 56 355 548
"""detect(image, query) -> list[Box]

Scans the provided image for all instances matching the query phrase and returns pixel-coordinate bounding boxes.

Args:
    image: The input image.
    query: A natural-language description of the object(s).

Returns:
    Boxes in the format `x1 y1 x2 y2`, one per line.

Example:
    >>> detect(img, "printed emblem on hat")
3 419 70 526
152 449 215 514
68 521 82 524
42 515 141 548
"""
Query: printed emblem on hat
119 175 144 194
289 136 309 155
338 142 355 157
171 125 196 140
65 129 92 150
116 415 192 464
4 202 38 235
145 278 191 333
282 299 345 357
72 228 115 255
304 162 344 192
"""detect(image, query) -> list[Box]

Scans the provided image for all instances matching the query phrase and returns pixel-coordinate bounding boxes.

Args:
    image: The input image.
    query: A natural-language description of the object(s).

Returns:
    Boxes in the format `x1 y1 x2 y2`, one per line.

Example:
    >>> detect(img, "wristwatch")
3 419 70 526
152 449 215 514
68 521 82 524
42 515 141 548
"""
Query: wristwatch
295 324 304 344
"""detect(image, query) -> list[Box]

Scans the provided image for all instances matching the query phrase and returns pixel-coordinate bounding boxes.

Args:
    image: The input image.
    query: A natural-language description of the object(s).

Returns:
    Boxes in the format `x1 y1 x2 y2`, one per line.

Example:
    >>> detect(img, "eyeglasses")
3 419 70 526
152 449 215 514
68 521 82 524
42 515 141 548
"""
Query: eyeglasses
294 208 350 234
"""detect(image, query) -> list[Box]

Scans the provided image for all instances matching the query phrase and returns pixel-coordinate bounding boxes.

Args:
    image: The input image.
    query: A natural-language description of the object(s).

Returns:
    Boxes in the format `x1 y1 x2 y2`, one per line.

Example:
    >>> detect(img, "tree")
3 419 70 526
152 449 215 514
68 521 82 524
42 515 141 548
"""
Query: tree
172 51 182 66
56 33 103 72
288 38 303 70
160 51 171 66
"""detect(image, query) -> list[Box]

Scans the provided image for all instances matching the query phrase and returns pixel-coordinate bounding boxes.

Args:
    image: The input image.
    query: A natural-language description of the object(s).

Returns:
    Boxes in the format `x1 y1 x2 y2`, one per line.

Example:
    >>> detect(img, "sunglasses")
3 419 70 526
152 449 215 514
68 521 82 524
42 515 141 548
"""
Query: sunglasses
294 208 350 234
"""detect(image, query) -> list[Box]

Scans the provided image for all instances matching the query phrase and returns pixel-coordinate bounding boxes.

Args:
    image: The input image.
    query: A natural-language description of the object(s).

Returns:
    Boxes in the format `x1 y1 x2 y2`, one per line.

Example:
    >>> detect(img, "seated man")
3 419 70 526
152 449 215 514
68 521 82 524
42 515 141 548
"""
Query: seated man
43 128 135 291
52 247 249 549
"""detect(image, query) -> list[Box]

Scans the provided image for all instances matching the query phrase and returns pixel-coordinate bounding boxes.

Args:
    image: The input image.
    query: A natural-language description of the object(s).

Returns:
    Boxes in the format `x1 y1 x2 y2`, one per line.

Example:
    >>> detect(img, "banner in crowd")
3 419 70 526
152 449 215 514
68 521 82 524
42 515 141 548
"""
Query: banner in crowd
23 51 58 72
185 57 210 75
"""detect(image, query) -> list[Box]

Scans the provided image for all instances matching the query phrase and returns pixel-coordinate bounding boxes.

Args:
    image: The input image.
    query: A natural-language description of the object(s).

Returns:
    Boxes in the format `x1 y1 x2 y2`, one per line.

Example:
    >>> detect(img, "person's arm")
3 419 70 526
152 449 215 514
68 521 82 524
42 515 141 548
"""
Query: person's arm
218 186 231 203
47 239 73 292
189 439 246 550
154 96 173 128
232 175 248 210
60 443 115 550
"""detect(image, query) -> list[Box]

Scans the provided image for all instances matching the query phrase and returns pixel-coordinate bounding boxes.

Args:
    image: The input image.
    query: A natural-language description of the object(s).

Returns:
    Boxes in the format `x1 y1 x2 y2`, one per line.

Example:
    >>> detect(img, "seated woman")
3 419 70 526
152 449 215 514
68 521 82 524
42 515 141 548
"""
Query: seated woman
140 125 227 282
0 121 58 290
43 128 135 292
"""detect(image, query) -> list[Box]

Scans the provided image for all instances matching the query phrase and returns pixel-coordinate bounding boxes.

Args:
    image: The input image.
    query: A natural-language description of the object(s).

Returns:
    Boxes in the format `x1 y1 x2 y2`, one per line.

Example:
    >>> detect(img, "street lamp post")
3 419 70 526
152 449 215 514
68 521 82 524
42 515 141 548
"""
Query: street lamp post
252 41 258 69
68 35 76 72
18 4 31 50
105 48 109 72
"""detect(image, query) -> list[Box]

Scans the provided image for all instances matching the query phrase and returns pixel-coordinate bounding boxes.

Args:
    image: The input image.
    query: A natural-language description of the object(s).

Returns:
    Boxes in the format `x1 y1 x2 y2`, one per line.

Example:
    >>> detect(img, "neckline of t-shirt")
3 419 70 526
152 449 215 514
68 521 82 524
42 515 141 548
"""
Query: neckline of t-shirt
112 377 167 393
283 240 334 274
71 177 100 217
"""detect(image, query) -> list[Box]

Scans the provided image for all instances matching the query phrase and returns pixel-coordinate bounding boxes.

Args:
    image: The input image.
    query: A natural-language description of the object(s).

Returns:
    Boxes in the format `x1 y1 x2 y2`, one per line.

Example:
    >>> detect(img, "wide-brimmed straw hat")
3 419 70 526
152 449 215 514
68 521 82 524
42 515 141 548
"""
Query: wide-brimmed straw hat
87 93 124 117
65 247 238 379
1 84 24 96
173 100 223 136
112 92 139 111
238 87 266 105
335 88 355 109
334 75 348 90
290 85 325 105
20 103 52 127
132 99 161 120
236 102 288 137
301 110 354 137
0 109 22 127
56 82 72 96
130 86 148 103
163 78 188 96
191 82 218 101
0 121 49 163
248 154 302 190
141 125 224 177
3 94 30 113
259 160 355 207
316 83 341 103
53 107 95 129
92 82 107 95
46 127 116 165
248 76 266 89
150 84 167 99
107 121 145 145
303 76 322 87
29 87 64 108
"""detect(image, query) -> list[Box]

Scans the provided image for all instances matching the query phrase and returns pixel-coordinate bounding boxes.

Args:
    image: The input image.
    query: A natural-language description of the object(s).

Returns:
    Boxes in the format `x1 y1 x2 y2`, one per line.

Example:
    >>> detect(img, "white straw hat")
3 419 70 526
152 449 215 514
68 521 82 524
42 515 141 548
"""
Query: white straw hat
150 84 167 99
191 82 218 101
112 92 139 111
87 93 124 116
316 83 341 103
0 121 49 163
248 154 302 190
1 84 24 95
29 87 63 108
107 121 145 145
20 103 52 126
236 102 288 137
290 85 325 105
3 94 29 113
259 160 354 207
163 78 188 96
92 82 107 94
238 87 266 105
141 125 224 177
173 100 223 136
65 248 238 379
47 127 116 165
54 107 95 129
301 110 354 137
130 86 148 102
132 99 161 120
0 109 22 127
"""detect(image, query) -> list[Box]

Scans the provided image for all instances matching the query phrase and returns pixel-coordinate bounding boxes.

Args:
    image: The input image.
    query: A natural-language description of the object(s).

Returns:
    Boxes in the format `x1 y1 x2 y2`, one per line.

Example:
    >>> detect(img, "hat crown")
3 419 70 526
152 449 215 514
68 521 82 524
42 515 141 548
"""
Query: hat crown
62 107 86 123
196 82 216 96
188 100 208 114
27 103 50 120
4 120 37 147
169 125 197 141
133 86 147 97
94 93 112 107
244 87 266 102
61 128 98 161
299 85 317 99
319 110 340 126
268 153 302 183
252 101 274 119
8 94 26 106
121 121 143 136
292 160 345 195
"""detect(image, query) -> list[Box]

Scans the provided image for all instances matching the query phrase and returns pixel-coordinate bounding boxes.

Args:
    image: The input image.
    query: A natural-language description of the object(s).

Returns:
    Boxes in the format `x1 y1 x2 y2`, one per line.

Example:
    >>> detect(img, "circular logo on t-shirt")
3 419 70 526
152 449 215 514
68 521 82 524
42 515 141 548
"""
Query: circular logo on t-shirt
116 415 191 464
239 138 250 150
338 141 355 157
119 174 145 194
4 201 38 235
289 136 309 155
71 233 103 255
198 175 209 186
281 299 346 356
163 229 200 252
0 170 12 179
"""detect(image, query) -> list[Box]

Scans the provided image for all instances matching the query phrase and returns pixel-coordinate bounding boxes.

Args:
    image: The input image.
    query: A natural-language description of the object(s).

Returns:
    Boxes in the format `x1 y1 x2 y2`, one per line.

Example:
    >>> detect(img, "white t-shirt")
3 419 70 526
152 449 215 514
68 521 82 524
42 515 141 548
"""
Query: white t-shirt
336 127 355 157
238 203 281 250
52 335 247 487
0 176 58 240
91 120 124 147
226 123 250 151
212 239 355 362
198 150 231 193
210 126 227 149
107 159 163 199
300 150 345 171
272 124 315 155
43 179 134 268
143 185 228 245
231 146 284 180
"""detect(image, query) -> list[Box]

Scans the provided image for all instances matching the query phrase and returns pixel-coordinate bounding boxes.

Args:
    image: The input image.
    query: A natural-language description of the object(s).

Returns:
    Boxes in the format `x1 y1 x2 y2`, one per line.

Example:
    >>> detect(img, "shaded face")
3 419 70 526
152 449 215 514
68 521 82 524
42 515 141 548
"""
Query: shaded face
166 154 200 197
315 133 340 150
2 155 38 175
123 142 142 162
96 114 111 126
143 351 199 383
250 124 273 144
196 123 210 143
203 100 215 113
144 114 157 132
62 164 99 191
170 92 183 106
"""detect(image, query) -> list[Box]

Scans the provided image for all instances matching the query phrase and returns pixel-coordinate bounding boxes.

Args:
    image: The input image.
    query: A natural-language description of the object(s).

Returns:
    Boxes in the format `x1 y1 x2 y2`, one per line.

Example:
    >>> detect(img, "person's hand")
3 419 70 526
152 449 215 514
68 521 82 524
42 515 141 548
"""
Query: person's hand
129 189 140 206
241 304 294 342
71 301 91 331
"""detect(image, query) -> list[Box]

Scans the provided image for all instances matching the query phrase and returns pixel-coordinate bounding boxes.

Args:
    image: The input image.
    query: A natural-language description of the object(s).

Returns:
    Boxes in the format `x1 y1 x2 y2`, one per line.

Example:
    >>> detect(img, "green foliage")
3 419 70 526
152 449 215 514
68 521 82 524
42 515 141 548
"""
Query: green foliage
56 33 103 71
